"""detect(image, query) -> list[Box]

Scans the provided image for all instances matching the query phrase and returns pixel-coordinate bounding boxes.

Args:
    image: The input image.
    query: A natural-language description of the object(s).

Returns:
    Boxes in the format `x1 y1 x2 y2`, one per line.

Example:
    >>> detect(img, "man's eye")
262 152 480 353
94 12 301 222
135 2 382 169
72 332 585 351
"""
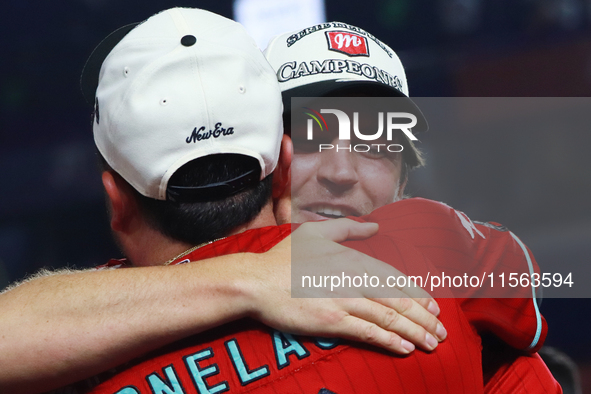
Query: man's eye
357 145 388 158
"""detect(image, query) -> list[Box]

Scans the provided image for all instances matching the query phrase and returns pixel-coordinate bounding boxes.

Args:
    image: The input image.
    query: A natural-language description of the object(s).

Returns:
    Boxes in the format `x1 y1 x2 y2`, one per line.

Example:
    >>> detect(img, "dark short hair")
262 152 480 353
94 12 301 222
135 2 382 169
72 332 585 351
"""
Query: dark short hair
100 153 273 246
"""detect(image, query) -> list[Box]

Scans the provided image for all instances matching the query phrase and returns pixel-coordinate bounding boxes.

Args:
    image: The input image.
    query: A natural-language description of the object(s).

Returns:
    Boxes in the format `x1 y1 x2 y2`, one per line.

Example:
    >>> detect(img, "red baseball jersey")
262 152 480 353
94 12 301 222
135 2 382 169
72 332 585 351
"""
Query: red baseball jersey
85 223 485 394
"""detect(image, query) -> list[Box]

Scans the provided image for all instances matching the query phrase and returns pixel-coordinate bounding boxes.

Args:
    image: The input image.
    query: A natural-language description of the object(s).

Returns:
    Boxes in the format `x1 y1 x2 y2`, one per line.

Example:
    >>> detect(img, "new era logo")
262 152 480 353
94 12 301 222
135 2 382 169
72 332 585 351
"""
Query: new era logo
326 31 369 57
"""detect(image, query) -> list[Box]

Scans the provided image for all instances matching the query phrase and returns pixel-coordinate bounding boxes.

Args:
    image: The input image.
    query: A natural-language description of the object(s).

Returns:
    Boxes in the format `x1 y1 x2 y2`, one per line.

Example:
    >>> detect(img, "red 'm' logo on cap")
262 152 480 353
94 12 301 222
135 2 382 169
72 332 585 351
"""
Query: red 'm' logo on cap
325 31 369 57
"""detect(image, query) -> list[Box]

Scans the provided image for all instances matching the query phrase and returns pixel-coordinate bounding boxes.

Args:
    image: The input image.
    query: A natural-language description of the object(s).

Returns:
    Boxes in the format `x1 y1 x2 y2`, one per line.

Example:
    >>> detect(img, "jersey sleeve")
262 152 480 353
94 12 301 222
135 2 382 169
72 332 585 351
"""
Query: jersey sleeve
358 198 547 352
463 223 546 352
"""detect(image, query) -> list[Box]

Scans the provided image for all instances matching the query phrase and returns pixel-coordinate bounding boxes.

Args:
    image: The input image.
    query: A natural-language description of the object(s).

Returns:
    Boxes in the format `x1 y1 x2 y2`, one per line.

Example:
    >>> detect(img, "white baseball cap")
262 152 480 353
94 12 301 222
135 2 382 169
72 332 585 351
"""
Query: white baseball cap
264 22 428 133
81 8 283 202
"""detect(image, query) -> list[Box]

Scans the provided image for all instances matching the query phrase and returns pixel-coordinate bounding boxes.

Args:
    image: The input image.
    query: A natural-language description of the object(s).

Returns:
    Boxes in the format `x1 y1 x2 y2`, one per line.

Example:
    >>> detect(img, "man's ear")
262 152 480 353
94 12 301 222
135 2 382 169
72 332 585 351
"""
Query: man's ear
272 135 292 225
102 171 137 232
272 134 292 199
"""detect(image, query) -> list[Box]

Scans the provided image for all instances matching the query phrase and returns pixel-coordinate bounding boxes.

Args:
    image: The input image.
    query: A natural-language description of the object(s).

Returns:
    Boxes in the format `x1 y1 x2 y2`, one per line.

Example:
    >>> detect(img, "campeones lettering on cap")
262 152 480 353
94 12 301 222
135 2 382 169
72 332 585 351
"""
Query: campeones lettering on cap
325 31 369 57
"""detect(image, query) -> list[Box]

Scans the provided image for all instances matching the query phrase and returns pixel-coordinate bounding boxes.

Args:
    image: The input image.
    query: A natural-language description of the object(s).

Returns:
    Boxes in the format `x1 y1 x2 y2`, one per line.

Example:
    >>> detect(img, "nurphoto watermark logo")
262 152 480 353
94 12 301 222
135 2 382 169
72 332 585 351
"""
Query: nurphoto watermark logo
292 97 419 154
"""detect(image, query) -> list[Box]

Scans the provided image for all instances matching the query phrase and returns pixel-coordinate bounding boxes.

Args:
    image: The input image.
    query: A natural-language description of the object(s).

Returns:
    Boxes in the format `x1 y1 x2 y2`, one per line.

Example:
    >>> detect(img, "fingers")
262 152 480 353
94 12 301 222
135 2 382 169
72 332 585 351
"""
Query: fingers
335 220 379 241
343 297 446 352
335 315 417 355
299 219 379 243
375 297 446 346
418 298 441 317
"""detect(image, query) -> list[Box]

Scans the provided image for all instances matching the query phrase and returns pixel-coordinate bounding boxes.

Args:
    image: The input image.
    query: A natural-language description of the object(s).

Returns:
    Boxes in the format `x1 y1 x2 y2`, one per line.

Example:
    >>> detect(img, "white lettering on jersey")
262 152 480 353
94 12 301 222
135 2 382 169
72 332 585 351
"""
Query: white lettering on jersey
455 210 485 240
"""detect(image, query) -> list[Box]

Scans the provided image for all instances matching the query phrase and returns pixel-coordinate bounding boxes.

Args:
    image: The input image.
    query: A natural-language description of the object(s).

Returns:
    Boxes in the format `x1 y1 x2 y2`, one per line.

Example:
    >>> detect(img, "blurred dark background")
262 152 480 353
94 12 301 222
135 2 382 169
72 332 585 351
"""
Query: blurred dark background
1 0 590 390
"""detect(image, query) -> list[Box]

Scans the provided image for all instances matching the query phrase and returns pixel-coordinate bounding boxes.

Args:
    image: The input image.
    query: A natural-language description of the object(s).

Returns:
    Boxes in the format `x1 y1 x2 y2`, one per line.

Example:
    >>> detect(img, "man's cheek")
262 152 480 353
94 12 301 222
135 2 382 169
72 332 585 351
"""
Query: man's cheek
290 154 317 193
361 172 401 208
289 158 310 224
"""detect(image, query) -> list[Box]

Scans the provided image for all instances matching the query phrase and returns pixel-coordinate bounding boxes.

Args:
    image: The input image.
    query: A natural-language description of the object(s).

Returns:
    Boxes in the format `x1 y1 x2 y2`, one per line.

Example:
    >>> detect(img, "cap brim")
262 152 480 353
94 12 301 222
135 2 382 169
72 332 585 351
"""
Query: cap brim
80 22 140 105
281 80 428 133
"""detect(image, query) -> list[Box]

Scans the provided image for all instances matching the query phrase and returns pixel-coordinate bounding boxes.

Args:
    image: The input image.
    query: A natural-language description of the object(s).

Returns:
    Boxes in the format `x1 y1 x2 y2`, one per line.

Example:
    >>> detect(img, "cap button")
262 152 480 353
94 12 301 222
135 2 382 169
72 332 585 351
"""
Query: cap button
181 35 197 47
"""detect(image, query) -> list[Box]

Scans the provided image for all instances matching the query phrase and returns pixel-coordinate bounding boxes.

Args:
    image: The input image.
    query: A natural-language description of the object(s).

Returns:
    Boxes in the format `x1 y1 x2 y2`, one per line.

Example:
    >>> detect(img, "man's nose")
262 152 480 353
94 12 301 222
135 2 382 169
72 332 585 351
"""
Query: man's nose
317 139 359 194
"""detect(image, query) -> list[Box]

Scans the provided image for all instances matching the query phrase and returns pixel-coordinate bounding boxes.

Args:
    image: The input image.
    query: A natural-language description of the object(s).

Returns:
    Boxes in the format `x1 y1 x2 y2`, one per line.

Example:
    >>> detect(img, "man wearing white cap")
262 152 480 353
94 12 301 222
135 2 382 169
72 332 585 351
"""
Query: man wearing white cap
263 22 561 393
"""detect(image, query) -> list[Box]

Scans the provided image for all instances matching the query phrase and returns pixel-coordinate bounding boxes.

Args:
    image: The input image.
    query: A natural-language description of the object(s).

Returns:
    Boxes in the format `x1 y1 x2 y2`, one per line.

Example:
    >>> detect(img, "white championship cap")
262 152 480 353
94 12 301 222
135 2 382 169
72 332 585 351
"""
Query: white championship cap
81 8 283 202
264 21 428 134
